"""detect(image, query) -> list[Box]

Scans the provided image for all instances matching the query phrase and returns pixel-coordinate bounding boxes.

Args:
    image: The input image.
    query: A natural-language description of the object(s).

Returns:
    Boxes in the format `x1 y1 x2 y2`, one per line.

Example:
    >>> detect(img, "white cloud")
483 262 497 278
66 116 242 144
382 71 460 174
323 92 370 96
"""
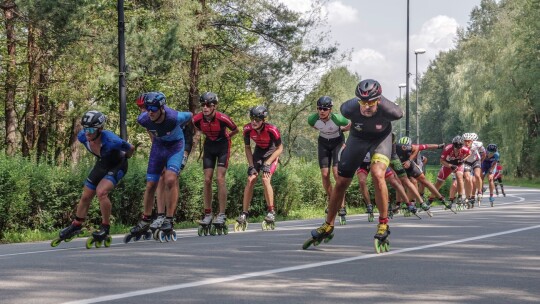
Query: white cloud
326 1 358 25
350 49 386 66
412 15 460 52
277 0 312 13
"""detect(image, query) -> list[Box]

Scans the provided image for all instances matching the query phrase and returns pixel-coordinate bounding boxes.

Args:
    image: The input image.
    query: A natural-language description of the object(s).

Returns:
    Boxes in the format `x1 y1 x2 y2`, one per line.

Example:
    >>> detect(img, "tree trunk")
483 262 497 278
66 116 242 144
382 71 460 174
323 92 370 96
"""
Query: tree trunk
22 23 40 157
69 116 82 166
36 68 50 163
54 100 68 165
2 0 18 156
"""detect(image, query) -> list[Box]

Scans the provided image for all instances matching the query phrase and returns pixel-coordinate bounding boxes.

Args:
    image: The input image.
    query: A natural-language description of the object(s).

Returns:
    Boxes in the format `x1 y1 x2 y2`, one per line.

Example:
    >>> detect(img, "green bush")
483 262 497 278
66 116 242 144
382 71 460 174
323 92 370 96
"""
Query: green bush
0 153 456 242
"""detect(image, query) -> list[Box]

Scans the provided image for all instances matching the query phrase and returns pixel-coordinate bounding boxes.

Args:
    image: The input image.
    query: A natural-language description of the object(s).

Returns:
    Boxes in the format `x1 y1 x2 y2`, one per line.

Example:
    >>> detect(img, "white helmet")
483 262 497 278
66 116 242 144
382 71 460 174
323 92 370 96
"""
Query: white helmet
470 133 478 141
462 133 475 141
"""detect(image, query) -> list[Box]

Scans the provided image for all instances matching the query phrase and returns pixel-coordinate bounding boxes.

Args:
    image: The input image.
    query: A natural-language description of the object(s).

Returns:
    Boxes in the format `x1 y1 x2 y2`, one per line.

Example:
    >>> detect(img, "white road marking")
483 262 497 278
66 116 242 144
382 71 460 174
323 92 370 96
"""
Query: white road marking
61 224 540 304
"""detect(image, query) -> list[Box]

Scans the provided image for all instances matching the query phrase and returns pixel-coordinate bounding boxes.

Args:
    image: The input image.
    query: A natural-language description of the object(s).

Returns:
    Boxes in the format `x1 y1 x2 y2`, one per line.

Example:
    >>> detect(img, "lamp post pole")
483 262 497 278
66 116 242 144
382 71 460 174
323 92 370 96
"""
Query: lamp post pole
405 0 410 136
398 83 406 139
414 48 426 144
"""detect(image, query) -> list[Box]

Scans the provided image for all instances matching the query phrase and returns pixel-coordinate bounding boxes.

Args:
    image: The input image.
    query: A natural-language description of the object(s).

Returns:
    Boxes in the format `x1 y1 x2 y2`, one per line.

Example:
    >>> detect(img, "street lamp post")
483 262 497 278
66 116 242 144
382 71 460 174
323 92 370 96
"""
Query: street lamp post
414 48 426 144
398 83 407 138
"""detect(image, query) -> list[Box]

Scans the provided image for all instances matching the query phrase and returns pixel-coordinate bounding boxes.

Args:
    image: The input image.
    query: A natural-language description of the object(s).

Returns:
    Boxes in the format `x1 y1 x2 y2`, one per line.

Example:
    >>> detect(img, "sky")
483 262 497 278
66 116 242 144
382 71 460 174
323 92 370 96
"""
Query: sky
279 0 483 100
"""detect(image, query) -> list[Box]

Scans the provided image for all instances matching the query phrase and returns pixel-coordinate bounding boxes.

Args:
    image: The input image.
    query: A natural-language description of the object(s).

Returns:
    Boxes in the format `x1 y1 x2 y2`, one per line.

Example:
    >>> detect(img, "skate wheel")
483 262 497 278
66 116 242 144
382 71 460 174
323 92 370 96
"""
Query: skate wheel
203 226 209 236
158 231 166 243
86 237 94 250
323 233 334 243
270 222 275 230
165 234 171 242
144 231 153 240
261 221 267 231
223 225 229 235
123 234 132 244
134 234 142 242
197 226 204 236
210 225 217 236
374 239 382 254
51 238 62 247
234 222 241 232
95 240 102 248
368 214 374 222
302 238 314 250
171 230 177 242
217 227 222 236
383 240 390 252
153 229 160 240
243 222 248 231
104 236 112 247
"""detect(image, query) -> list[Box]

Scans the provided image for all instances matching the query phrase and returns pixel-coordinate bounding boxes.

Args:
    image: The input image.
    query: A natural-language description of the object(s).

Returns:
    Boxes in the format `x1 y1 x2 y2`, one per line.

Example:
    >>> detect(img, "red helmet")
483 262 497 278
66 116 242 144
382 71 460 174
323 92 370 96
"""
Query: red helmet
136 93 146 109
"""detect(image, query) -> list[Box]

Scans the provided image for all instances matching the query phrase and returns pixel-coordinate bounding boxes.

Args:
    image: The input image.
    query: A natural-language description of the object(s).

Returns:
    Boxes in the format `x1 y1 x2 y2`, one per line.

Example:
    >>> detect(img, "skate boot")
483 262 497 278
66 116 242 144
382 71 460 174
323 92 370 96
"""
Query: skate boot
51 222 84 247
501 186 506 197
211 213 228 235
420 202 433 217
387 203 395 219
440 197 456 214
197 213 213 236
262 211 276 231
489 196 495 207
476 192 483 207
467 197 475 209
86 224 112 249
123 218 152 244
366 204 374 222
156 217 177 242
338 207 347 225
374 223 390 254
234 212 249 232
302 222 334 250
150 215 165 238
407 203 421 219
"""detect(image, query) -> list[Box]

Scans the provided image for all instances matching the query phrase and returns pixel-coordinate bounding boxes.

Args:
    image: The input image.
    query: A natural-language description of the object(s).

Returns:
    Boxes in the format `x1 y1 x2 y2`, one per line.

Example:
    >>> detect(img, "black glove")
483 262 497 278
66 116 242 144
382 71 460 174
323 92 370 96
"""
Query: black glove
180 155 189 170
247 166 257 176
437 143 445 149
262 164 271 174
450 165 458 171
457 159 464 164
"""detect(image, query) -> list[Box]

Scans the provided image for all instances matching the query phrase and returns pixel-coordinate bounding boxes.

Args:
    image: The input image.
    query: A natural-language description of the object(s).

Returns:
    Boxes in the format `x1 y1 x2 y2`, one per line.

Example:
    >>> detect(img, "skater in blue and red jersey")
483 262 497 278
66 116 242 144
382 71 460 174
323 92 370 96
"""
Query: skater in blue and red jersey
482 144 500 206
51 110 134 247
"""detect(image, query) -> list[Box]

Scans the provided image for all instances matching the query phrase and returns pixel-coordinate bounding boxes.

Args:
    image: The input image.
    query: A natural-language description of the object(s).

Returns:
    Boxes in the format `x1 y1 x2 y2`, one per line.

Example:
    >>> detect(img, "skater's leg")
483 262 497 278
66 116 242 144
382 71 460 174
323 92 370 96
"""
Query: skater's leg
95 179 115 225
162 170 179 218
242 174 258 213
216 166 228 214
203 168 214 212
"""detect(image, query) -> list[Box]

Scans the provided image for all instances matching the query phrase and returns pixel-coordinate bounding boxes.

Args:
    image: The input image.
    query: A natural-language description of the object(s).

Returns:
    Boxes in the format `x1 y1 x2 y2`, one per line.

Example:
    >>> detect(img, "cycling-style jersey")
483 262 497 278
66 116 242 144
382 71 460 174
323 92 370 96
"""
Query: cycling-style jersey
340 96 402 140
243 123 281 149
77 130 132 166
307 112 348 140
465 141 485 162
137 106 192 144
395 144 430 163
440 144 471 165
483 151 500 164
193 111 237 142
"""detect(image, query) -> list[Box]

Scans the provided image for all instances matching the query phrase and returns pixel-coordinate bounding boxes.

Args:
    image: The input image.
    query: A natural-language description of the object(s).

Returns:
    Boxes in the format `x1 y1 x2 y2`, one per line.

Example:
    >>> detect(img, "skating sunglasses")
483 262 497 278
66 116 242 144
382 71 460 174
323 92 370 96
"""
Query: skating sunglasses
145 105 160 112
200 102 214 108
359 98 379 107
317 107 330 111
250 116 263 122
453 143 463 148
84 127 97 134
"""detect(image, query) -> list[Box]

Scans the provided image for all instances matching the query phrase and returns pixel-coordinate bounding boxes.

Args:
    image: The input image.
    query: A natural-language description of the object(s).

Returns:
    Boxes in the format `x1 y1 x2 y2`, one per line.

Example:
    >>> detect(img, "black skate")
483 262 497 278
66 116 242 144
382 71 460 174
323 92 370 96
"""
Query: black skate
198 213 213 236
374 223 390 254
302 222 334 250
211 213 229 236
366 204 374 222
234 213 249 232
50 223 84 247
156 218 177 242
440 198 457 214
418 202 433 217
338 207 347 225
123 219 152 243
407 203 422 219
262 211 276 231
387 203 395 220
86 225 112 249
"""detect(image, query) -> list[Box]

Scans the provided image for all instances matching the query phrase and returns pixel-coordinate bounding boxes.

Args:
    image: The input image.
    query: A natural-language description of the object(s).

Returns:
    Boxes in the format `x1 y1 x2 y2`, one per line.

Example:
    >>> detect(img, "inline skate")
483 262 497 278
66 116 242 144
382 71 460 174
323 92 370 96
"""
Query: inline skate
211 213 229 235
366 204 374 222
302 222 334 250
440 197 457 214
489 196 495 207
150 215 166 239
476 192 483 207
417 202 433 217
86 224 112 249
374 223 390 254
406 202 421 219
123 218 153 243
234 212 249 232
338 207 347 225
197 213 213 236
50 223 84 247
261 211 276 231
155 217 177 242
400 202 411 217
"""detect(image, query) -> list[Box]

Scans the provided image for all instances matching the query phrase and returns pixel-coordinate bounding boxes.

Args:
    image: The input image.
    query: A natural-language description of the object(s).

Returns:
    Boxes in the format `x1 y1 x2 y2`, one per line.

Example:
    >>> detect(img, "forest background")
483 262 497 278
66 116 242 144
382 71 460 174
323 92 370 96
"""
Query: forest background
0 0 538 241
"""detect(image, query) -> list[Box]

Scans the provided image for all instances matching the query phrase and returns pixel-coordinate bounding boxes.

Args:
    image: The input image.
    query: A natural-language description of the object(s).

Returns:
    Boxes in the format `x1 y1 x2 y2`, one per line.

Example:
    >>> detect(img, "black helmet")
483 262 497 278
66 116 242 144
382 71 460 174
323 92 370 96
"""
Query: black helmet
249 106 268 120
487 144 497 153
200 92 218 105
355 79 382 101
143 92 166 108
316 96 333 108
452 135 464 148
81 110 106 128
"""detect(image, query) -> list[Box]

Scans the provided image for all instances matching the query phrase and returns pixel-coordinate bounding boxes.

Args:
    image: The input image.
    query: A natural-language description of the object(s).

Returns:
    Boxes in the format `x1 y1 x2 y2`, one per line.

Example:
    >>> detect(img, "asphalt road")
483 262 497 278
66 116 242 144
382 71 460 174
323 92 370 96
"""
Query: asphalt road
1 186 539 304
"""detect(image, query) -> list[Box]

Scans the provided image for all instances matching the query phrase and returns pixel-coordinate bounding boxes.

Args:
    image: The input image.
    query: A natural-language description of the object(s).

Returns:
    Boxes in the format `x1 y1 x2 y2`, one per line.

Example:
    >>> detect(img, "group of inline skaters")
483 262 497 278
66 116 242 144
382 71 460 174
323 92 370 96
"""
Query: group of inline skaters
50 79 503 253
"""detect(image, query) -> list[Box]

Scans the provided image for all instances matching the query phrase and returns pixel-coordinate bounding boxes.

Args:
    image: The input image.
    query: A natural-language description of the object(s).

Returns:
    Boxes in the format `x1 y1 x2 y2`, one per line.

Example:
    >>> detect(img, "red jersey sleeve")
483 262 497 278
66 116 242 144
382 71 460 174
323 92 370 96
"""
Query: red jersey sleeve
243 124 252 145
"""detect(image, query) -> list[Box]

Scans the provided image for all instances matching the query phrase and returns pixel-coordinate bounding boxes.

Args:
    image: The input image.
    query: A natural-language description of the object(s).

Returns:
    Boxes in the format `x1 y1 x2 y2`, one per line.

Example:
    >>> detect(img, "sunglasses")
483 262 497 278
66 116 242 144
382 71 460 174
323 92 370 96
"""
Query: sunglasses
359 99 379 107
317 107 330 111
453 143 463 148
84 127 97 134
145 105 160 112
200 102 214 108
250 116 263 122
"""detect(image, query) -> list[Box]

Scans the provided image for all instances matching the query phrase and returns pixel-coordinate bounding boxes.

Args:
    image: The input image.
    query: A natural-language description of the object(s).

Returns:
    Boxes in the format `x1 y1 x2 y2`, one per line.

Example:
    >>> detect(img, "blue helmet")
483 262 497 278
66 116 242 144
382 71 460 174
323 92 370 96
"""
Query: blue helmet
487 144 497 153
143 92 166 108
